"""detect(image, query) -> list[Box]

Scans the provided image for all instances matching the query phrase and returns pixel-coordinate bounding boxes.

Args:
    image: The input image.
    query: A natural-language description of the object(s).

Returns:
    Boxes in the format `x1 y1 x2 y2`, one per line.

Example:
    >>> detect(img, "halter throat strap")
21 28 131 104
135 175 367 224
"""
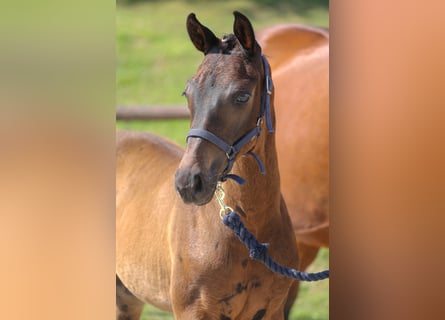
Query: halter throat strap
186 55 274 184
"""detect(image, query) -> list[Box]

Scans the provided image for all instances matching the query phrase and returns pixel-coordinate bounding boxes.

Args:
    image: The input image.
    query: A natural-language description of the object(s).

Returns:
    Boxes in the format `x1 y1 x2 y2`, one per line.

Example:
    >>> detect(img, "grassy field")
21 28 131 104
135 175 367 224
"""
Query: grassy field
117 1 329 319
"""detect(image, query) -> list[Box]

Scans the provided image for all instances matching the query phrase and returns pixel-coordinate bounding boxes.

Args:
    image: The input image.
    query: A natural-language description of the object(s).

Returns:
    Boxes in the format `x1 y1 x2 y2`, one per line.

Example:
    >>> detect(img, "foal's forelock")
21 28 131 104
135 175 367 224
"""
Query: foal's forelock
201 34 262 69
205 34 242 55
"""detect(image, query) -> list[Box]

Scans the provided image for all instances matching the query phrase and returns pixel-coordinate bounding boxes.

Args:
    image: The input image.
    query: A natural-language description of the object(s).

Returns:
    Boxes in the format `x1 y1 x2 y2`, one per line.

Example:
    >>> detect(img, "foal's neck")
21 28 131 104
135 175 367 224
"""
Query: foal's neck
224 121 282 229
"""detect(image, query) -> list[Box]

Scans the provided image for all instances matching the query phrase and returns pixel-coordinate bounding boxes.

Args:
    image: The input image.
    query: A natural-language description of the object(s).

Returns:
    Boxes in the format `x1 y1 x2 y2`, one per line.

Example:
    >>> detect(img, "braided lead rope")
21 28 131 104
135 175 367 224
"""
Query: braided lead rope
222 211 329 281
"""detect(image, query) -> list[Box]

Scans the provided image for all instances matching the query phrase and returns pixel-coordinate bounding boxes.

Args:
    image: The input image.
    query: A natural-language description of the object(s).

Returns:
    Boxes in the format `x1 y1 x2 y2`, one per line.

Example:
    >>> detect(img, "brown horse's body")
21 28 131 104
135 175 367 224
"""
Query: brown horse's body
257 25 329 313
116 13 299 320
258 24 329 248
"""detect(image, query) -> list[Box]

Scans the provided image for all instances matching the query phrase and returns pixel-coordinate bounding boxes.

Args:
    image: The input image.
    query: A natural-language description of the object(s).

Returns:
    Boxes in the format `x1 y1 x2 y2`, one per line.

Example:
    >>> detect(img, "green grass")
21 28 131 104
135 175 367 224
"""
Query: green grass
117 1 329 319
291 248 329 320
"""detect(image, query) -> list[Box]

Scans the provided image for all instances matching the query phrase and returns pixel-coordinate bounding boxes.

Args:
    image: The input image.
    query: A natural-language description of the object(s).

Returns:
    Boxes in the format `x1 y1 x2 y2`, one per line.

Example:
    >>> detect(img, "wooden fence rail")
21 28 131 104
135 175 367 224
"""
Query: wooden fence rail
116 106 189 120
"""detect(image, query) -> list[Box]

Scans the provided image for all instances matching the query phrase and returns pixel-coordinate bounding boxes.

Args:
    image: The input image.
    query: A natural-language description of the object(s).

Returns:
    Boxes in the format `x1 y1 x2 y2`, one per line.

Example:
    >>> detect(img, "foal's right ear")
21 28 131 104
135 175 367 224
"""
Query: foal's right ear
186 13 219 54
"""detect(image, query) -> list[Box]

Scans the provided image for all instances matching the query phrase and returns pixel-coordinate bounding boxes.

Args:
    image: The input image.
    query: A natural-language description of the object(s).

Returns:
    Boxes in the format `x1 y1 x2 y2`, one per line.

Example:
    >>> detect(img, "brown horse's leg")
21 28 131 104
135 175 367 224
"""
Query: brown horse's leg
116 275 144 320
283 242 320 319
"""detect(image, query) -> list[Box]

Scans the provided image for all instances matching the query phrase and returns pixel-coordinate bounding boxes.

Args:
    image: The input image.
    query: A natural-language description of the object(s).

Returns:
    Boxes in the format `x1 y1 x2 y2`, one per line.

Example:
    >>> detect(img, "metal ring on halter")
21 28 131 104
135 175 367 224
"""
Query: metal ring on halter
219 206 234 219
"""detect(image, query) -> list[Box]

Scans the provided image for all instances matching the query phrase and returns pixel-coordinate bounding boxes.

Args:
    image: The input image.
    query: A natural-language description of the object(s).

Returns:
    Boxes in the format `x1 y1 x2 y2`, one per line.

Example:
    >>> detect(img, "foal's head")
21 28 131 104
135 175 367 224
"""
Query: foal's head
175 12 267 205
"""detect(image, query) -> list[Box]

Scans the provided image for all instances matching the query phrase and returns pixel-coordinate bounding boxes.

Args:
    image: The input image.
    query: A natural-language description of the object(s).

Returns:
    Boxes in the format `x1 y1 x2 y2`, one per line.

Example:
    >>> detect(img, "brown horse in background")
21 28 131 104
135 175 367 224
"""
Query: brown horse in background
257 25 329 314
116 12 300 320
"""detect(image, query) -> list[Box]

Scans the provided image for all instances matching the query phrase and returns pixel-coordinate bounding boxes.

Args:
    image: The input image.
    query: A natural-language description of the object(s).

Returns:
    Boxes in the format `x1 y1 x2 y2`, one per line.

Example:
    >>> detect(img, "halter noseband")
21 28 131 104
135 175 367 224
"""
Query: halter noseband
186 55 274 184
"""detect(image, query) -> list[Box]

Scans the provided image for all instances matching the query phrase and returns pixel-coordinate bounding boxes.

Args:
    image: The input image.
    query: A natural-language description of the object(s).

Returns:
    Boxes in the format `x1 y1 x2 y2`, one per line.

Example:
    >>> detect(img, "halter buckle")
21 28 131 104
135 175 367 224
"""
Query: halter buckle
226 146 236 160
256 117 263 128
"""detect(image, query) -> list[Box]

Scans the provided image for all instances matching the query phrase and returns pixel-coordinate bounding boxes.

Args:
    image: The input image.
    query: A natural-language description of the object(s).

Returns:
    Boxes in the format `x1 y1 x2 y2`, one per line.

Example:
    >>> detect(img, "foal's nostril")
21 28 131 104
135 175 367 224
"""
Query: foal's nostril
192 173 203 194
174 168 206 203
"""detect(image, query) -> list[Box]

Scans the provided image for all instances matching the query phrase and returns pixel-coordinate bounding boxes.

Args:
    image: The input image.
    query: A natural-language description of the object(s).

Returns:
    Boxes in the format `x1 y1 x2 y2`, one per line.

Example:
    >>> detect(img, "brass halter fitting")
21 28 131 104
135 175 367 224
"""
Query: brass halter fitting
215 182 234 219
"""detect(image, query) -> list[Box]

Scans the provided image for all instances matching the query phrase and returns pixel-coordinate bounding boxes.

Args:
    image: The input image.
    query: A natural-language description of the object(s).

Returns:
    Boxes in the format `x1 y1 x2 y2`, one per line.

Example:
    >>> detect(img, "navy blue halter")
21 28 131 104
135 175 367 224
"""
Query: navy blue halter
186 55 274 184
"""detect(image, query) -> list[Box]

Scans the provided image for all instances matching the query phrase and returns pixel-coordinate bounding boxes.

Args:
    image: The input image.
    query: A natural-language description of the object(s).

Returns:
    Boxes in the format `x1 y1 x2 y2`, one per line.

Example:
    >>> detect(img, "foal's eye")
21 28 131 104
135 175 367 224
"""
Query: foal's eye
235 93 251 104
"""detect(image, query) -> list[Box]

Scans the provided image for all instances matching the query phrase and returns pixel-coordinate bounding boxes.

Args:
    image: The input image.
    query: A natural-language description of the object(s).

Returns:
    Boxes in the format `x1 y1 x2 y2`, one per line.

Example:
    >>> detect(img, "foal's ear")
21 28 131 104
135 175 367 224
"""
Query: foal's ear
233 11 257 56
186 13 219 54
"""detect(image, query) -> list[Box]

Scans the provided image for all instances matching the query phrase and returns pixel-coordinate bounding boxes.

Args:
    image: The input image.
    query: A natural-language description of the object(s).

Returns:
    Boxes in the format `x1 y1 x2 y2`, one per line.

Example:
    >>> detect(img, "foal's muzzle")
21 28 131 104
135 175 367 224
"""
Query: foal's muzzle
174 137 225 206
174 164 216 206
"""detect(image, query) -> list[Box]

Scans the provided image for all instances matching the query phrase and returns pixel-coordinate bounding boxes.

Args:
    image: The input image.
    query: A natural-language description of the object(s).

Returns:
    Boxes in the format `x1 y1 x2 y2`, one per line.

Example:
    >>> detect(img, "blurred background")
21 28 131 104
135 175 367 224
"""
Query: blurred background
116 1 329 319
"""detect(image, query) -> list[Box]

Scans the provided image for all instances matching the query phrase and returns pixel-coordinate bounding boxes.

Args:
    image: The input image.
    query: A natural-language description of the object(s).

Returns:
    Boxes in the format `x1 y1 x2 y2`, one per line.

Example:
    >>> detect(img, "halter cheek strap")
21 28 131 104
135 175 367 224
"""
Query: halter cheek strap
186 55 274 184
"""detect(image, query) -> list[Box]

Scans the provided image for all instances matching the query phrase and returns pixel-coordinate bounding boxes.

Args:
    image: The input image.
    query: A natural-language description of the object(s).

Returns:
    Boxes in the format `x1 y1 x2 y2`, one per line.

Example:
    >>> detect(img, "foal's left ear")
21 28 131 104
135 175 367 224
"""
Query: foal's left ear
233 11 257 56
